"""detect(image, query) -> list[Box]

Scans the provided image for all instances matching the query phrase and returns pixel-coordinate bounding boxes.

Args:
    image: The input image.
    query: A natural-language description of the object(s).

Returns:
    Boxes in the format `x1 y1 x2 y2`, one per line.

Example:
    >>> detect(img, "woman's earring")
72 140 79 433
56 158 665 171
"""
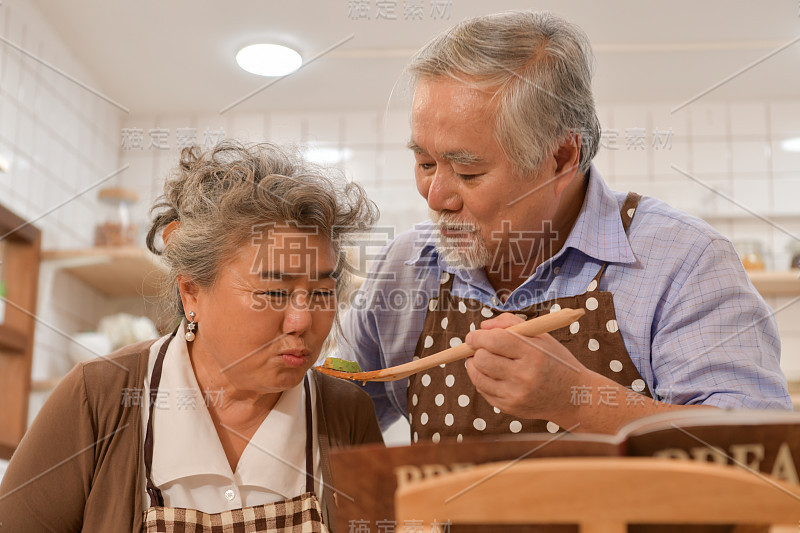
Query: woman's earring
185 311 197 342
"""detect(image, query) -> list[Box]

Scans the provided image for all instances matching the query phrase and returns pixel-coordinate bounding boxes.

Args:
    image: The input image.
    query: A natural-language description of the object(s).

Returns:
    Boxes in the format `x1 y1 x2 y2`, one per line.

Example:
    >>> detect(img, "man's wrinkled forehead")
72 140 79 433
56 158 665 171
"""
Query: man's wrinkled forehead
411 75 498 117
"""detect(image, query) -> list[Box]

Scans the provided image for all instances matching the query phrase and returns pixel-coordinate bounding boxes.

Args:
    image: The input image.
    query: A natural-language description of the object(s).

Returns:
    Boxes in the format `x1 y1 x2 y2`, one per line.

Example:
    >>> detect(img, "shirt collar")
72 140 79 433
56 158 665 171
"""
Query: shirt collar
149 327 310 498
554 164 637 265
405 164 637 270
404 221 438 266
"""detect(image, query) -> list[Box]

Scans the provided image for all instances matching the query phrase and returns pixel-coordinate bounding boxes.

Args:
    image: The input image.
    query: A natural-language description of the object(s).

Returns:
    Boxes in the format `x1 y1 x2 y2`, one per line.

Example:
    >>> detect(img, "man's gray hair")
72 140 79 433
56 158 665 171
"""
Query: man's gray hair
408 10 600 176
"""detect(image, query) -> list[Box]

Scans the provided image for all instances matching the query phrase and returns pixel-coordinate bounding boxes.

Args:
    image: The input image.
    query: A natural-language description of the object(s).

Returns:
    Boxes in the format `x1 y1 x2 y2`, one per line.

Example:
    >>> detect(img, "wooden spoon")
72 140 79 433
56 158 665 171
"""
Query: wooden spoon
315 307 585 382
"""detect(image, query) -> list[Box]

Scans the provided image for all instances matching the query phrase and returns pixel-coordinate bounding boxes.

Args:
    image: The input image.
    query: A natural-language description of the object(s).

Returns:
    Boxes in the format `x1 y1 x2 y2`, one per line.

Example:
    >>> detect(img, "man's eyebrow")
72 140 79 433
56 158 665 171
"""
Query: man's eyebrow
441 150 482 165
407 143 482 166
258 270 338 281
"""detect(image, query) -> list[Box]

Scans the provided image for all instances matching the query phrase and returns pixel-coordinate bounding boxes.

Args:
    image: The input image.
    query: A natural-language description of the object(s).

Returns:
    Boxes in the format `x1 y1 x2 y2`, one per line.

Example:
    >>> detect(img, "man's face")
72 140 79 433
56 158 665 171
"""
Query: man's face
410 77 561 275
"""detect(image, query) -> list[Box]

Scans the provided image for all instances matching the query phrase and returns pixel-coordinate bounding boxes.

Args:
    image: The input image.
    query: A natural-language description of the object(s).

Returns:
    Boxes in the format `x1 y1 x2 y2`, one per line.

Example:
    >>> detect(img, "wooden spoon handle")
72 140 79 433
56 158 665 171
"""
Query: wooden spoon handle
316 307 585 382
420 307 585 369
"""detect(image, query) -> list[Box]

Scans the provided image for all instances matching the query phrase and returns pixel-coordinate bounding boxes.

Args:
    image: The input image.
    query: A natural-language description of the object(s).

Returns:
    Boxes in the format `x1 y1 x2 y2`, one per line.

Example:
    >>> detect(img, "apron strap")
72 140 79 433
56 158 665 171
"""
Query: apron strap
143 328 177 508
303 376 315 494
619 192 642 233
589 192 642 286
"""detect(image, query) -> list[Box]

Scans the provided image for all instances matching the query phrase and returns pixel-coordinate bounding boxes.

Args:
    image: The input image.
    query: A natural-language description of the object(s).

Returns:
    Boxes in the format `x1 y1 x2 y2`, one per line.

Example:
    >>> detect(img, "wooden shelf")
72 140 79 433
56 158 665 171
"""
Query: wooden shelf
0 324 27 353
41 246 167 298
747 270 800 296
0 202 41 459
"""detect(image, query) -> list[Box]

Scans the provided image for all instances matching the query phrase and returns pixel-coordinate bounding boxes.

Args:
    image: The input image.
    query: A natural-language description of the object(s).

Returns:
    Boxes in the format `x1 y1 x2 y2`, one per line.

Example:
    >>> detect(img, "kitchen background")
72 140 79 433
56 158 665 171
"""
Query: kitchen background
0 0 799 460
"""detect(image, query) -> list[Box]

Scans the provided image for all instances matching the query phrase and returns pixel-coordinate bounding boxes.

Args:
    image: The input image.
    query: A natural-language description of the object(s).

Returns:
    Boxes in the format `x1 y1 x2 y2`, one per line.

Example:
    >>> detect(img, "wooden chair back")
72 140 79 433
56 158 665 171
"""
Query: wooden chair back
394 457 800 533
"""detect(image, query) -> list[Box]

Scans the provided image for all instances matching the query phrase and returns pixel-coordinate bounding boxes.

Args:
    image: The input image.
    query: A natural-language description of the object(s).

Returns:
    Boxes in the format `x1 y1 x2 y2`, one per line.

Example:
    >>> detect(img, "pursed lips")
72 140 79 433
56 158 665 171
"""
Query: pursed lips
279 347 312 368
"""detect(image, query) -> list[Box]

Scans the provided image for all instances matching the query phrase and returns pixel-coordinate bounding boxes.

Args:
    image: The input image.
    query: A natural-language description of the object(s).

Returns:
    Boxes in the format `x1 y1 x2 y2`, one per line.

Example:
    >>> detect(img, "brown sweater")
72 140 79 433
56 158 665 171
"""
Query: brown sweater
0 340 383 532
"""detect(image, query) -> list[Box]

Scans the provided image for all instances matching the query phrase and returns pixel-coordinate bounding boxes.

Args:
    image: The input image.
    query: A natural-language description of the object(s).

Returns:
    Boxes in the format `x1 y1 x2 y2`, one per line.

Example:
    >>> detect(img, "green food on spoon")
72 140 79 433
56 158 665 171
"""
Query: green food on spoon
322 357 362 373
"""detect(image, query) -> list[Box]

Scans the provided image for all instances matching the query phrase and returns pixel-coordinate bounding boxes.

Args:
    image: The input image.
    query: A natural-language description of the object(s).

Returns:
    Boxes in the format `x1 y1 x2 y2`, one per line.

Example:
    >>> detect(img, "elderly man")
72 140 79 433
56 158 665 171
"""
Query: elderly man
339 10 790 442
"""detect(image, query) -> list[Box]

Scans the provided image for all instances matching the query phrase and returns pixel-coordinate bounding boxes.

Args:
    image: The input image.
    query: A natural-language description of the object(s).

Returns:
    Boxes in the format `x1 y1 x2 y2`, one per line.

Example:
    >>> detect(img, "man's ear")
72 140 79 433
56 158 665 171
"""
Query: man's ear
177 275 199 316
552 131 581 195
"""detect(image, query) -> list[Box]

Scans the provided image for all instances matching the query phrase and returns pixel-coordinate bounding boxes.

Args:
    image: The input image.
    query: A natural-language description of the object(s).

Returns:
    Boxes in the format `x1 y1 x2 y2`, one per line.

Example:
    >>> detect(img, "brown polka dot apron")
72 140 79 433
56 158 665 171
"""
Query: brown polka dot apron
408 193 652 443
142 331 328 532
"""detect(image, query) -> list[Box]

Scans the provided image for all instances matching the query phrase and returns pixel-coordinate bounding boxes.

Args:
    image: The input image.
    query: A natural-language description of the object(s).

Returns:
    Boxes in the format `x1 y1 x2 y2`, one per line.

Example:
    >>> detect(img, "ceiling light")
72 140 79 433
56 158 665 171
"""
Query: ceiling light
781 137 800 153
236 44 302 77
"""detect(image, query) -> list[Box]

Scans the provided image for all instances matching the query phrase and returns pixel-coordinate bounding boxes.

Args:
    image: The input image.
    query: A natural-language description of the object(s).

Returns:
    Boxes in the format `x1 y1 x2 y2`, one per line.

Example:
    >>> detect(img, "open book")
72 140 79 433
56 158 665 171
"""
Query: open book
329 409 800 531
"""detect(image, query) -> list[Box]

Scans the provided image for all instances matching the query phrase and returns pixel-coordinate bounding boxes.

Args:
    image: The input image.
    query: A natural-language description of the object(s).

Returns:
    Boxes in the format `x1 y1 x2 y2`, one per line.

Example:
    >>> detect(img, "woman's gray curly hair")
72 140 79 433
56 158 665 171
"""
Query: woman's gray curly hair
146 140 379 325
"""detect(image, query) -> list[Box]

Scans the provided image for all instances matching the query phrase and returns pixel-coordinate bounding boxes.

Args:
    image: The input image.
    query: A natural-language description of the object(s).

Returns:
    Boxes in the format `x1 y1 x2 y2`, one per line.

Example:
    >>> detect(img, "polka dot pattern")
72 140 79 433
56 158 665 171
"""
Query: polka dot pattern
550 304 562 313
409 197 652 442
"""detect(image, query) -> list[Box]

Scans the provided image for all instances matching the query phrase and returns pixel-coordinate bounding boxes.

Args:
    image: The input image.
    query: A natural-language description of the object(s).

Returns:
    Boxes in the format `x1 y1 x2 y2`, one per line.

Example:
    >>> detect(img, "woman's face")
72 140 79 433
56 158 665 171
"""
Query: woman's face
182 226 338 394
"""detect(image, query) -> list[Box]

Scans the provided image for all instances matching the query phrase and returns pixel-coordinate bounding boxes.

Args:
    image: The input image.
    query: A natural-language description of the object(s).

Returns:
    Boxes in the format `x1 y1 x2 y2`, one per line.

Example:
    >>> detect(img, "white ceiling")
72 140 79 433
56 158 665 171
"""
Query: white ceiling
28 0 800 116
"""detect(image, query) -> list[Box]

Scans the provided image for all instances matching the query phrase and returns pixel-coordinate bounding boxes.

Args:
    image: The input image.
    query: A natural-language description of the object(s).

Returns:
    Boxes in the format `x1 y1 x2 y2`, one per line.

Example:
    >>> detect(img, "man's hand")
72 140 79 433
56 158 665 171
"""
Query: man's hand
464 312 710 434
464 312 586 425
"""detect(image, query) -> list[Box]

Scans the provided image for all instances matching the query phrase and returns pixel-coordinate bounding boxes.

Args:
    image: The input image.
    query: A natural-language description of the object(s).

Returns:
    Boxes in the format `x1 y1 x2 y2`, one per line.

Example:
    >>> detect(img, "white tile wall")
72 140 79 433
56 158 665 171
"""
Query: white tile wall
690 102 729 137
0 0 123 424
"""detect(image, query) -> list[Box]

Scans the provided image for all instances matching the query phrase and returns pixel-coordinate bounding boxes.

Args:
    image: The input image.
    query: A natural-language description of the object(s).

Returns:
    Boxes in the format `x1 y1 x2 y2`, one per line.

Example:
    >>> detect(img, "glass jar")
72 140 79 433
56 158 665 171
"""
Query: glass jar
94 187 140 247
789 240 800 270
733 240 766 272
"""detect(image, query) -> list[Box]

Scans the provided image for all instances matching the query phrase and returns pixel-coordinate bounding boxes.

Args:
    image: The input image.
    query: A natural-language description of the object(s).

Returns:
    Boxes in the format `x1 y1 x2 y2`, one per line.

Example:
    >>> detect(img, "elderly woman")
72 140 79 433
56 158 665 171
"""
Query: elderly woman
0 141 383 532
